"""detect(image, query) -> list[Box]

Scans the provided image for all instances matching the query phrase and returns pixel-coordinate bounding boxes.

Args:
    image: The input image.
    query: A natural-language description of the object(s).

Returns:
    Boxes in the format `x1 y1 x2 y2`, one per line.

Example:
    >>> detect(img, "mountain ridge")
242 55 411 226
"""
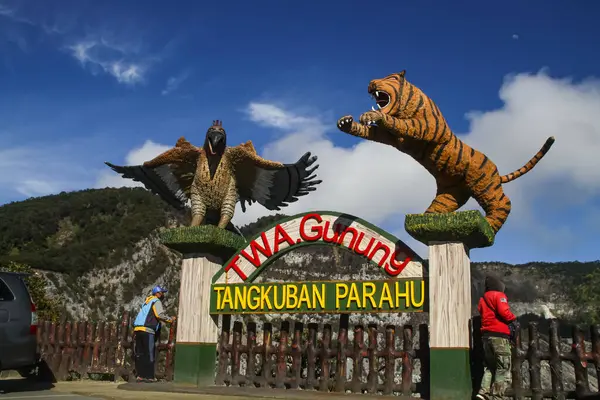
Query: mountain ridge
0 187 596 325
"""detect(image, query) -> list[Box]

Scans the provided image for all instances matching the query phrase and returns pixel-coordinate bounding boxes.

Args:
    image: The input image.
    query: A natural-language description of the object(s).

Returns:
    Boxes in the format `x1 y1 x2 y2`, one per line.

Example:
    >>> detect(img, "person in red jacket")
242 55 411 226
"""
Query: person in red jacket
476 275 519 400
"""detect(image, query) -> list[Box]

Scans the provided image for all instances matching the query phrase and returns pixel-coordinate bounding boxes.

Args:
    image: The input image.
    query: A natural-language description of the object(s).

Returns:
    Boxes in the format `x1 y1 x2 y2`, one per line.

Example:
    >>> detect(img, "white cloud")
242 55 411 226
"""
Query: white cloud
465 73 600 194
235 103 436 254
16 180 59 198
95 140 171 188
232 71 600 253
245 103 326 131
0 145 90 198
95 70 600 255
161 70 191 95
238 103 434 226
67 39 148 85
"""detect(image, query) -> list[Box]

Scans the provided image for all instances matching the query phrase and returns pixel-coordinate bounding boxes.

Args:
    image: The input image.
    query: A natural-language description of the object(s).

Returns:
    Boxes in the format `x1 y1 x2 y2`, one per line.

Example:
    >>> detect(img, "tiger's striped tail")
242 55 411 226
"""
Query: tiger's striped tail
500 136 555 184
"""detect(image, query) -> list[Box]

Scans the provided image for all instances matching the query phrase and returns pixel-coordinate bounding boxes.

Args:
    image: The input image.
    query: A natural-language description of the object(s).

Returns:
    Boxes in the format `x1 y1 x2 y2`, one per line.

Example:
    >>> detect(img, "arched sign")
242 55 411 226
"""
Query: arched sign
212 211 425 284
210 211 427 315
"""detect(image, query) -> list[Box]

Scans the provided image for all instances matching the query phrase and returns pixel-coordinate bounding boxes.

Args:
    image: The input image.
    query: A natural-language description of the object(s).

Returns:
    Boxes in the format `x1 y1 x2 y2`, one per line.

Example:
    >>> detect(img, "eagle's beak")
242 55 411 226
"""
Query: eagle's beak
207 131 224 155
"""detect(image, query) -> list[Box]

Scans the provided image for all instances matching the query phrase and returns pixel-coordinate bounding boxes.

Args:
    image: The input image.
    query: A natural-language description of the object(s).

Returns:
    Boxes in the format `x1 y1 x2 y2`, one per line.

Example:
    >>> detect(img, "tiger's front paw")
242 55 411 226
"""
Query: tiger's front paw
359 110 384 126
337 115 355 133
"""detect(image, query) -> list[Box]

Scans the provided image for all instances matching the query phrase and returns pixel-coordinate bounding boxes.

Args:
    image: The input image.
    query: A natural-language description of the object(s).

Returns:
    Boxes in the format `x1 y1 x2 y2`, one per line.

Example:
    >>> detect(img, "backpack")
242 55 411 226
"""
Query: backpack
133 297 159 330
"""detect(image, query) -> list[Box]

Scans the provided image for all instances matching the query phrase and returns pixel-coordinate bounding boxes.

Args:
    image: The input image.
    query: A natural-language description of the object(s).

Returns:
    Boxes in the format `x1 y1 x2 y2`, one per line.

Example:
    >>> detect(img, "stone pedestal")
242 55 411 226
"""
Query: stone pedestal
405 210 495 400
160 225 245 387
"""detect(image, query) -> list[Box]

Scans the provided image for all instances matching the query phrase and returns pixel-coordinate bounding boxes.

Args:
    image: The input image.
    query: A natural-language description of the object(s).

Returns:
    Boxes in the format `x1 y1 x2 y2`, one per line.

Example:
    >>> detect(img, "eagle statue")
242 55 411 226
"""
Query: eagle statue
104 120 322 234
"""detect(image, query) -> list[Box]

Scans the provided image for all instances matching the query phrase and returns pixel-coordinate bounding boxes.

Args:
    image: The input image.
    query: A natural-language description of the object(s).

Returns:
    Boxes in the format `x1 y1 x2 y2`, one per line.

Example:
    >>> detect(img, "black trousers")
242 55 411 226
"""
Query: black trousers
134 331 156 379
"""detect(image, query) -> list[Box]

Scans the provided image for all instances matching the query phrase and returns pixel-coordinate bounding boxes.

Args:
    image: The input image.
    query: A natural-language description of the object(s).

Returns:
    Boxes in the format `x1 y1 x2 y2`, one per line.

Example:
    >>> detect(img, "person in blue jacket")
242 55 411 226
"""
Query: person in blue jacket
133 285 176 382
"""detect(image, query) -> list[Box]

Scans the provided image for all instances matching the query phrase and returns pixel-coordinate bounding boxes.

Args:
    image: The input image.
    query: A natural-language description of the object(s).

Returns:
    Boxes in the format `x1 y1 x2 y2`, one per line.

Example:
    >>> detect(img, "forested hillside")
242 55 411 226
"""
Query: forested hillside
0 188 187 275
0 187 598 324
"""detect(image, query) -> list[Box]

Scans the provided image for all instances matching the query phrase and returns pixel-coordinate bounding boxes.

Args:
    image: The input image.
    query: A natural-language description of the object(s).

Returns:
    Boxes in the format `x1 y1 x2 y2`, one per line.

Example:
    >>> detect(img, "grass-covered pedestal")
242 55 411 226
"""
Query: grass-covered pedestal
160 225 247 256
404 209 495 249
405 210 495 400
160 225 245 388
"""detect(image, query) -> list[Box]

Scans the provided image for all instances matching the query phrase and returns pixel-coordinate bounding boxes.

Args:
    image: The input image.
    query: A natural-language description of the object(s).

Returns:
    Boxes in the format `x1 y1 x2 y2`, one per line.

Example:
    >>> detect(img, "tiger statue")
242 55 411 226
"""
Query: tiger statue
337 70 555 234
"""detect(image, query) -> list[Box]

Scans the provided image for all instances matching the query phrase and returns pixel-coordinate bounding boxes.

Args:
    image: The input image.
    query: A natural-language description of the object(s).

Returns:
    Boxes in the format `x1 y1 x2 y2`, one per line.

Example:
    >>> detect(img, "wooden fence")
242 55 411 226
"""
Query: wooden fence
37 313 600 399
471 318 600 399
36 312 176 381
216 314 430 397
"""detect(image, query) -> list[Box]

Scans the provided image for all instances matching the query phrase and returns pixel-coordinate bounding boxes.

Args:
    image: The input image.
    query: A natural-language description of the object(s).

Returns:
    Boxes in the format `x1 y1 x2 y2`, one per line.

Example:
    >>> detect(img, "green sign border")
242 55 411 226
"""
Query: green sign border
212 210 426 284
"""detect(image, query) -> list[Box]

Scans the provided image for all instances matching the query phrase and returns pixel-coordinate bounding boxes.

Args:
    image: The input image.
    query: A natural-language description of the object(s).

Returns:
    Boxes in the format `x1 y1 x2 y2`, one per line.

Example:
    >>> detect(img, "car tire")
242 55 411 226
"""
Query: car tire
17 367 36 379
35 360 56 383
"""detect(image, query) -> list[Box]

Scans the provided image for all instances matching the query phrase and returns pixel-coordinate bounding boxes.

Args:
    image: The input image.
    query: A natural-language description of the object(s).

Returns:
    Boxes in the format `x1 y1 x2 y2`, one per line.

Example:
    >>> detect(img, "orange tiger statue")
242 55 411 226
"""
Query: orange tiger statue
337 70 555 234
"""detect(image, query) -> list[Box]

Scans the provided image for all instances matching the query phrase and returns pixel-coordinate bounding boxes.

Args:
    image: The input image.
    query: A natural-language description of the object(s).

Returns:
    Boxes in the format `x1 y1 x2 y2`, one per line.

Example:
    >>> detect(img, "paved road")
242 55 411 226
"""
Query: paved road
0 379 100 400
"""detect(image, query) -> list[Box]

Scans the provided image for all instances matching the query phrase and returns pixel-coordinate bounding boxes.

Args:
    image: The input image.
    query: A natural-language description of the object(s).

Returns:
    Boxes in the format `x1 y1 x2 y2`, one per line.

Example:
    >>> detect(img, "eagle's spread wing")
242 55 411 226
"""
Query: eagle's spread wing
104 137 202 209
227 141 322 212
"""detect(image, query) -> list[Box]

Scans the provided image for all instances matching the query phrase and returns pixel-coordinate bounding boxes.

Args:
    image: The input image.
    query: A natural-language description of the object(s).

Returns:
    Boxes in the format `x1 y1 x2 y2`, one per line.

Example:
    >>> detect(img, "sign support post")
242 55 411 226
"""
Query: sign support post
406 209 496 400
160 226 246 387
428 241 472 399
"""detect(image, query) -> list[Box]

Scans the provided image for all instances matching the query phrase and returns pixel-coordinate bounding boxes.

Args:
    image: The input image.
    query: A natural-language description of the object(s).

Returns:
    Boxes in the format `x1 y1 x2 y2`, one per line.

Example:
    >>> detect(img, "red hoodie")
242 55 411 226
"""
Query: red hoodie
478 290 516 338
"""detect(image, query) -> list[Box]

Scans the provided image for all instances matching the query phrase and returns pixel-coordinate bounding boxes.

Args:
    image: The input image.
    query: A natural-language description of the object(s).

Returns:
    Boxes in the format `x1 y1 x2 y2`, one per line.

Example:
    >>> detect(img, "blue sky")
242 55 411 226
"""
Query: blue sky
1 0 599 264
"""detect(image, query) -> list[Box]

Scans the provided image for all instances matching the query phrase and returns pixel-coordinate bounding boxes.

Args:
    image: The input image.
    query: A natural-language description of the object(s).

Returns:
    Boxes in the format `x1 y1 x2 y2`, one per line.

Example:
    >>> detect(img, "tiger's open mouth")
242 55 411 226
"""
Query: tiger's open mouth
371 90 390 110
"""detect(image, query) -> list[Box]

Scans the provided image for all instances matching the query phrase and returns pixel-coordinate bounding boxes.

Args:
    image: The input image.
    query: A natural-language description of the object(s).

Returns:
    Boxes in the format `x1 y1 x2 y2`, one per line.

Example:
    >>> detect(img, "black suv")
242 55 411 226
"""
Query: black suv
0 271 39 374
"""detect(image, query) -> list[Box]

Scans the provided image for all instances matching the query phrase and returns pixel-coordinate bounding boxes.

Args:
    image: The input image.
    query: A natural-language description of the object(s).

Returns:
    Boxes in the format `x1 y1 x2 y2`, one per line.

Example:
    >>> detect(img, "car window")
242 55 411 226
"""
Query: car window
0 277 15 301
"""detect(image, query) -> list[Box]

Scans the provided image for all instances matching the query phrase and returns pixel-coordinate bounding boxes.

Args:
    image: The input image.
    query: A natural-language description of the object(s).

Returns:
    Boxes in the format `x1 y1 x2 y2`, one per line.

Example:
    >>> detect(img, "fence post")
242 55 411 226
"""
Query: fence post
159 225 246 387
406 210 496 400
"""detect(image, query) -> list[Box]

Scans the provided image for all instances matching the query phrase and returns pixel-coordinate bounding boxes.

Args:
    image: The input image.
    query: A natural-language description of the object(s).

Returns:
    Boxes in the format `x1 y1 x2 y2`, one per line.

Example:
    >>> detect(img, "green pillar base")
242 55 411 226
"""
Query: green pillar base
430 347 472 400
174 342 218 387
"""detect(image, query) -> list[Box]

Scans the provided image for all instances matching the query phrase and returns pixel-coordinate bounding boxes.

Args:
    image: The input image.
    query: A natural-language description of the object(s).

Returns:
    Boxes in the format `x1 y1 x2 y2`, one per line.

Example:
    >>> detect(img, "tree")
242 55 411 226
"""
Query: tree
0 261 61 322
572 268 600 325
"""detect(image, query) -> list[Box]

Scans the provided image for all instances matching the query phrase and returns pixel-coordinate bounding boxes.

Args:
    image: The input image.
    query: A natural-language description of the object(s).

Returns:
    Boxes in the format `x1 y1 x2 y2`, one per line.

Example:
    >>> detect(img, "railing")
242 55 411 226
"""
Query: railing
37 312 176 382
472 318 600 399
216 314 430 397
37 312 600 400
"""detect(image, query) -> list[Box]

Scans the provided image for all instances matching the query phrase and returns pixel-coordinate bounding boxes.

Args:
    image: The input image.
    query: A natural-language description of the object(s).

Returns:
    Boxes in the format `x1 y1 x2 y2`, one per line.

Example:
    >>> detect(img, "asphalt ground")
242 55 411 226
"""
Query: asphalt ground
0 379 100 399
0 378 270 400
0 378 413 400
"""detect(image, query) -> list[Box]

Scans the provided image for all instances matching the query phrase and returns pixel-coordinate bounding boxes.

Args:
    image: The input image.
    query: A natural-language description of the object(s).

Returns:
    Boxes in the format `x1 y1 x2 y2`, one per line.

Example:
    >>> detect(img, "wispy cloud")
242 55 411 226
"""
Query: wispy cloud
0 143 94 200
67 39 149 85
0 3 36 53
161 69 191 95
245 103 326 131
0 4 35 26
0 3 67 36
0 0 180 86
0 3 161 86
